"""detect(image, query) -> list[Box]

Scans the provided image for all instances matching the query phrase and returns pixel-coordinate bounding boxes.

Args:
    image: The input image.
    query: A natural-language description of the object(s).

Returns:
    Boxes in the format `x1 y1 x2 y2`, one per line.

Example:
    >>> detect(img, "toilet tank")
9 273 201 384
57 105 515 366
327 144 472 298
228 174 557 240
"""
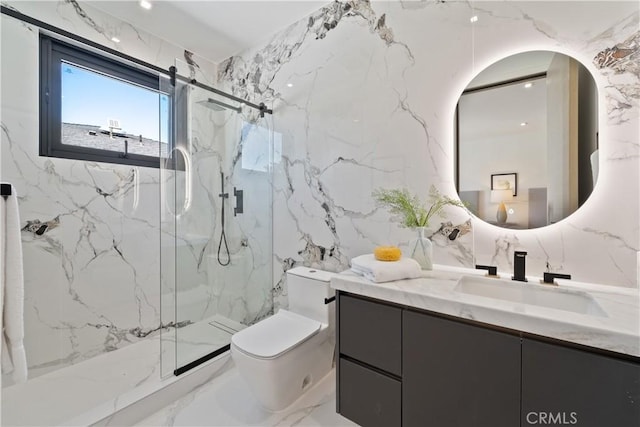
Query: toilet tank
286 267 336 324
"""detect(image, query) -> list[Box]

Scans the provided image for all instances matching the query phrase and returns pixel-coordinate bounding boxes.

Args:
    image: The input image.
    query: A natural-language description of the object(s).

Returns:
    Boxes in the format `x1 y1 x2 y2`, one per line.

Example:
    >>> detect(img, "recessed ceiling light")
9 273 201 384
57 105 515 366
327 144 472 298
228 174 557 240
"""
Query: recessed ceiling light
286 83 293 88
470 16 478 23
111 37 120 43
524 82 533 88
139 0 152 10
520 122 528 127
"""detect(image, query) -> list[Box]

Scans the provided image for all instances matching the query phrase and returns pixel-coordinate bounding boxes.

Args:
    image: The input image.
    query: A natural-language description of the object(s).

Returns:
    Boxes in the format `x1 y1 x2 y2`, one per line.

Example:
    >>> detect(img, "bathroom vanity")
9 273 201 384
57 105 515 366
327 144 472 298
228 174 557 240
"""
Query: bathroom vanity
332 268 640 427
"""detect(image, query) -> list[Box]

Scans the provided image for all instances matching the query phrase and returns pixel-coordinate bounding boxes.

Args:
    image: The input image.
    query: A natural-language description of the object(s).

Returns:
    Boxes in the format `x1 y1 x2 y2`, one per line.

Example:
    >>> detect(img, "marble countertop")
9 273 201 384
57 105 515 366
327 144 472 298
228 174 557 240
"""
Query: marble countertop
331 265 640 358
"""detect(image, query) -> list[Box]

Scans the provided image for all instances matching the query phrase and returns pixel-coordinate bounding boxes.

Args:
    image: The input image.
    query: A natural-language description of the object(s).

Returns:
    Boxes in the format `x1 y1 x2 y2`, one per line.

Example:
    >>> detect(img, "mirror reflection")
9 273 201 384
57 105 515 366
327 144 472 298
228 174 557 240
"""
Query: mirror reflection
455 51 599 229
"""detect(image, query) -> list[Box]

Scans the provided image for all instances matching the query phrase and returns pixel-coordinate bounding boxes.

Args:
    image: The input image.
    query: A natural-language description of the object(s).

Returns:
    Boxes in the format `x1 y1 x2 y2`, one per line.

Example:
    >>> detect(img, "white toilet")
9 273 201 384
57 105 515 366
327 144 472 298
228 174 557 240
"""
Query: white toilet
231 267 336 412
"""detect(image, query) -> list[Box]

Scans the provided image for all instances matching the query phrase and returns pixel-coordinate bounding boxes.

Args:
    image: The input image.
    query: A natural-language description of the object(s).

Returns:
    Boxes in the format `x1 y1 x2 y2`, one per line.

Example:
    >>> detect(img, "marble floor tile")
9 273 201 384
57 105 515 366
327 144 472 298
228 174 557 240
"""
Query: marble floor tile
135 368 356 427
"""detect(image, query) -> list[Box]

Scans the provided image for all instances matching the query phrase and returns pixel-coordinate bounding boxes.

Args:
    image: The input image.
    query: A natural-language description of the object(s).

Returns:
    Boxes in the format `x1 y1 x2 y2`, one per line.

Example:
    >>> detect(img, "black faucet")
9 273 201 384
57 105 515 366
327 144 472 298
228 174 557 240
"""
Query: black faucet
542 272 572 285
512 251 528 282
475 264 498 277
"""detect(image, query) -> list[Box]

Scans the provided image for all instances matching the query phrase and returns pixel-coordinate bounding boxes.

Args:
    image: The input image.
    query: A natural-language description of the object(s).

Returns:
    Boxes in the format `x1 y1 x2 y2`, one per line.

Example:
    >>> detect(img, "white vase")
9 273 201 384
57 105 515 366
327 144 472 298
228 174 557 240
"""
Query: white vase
409 227 433 270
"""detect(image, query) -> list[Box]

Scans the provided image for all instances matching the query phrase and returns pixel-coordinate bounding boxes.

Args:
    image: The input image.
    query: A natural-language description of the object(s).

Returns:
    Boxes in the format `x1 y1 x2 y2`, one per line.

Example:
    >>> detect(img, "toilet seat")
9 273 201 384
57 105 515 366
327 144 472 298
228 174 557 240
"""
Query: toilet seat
231 310 322 360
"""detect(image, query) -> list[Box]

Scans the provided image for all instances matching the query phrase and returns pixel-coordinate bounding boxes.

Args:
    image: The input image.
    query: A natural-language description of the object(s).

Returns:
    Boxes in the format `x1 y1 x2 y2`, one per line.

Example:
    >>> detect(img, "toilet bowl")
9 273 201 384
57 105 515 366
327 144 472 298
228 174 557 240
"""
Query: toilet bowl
231 267 335 412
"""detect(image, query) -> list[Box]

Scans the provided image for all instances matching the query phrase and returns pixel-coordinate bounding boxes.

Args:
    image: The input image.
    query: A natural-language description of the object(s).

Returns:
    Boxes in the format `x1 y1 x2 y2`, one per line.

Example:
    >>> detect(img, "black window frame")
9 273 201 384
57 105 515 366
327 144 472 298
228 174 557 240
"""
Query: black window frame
39 34 168 169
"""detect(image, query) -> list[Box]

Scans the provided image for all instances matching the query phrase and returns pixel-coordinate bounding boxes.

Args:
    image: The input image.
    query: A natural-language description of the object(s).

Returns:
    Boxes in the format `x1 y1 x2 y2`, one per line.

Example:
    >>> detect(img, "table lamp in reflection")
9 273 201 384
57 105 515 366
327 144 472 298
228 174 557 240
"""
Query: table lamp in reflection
490 189 513 224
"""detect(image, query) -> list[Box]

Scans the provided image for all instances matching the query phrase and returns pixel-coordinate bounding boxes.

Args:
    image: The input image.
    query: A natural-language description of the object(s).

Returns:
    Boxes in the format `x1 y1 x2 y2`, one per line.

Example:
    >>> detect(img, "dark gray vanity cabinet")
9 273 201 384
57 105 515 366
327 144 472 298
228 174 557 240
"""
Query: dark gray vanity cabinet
522 338 640 427
403 309 521 427
336 291 640 427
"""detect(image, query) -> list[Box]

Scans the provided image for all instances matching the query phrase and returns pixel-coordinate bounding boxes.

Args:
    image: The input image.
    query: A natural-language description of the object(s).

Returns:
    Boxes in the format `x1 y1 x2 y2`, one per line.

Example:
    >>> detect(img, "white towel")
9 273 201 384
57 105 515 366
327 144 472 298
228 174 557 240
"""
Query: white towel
1 184 28 384
350 254 422 283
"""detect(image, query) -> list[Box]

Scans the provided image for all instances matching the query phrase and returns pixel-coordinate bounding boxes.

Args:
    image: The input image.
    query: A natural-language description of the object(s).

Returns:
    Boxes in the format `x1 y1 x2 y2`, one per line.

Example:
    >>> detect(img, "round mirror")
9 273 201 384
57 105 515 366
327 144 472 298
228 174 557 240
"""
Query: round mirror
455 51 598 229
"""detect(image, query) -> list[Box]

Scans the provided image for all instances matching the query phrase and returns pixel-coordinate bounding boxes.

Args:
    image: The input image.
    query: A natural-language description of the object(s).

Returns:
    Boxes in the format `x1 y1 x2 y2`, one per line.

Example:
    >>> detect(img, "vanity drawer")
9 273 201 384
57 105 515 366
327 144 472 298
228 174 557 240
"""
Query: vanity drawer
339 293 402 375
339 357 401 427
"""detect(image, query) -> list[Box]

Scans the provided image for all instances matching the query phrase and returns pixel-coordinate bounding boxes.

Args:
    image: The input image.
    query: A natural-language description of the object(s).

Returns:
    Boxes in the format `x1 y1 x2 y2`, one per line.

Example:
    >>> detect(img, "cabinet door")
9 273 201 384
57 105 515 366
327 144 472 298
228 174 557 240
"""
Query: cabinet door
339 293 402 376
339 357 401 427
403 310 521 427
522 338 640 427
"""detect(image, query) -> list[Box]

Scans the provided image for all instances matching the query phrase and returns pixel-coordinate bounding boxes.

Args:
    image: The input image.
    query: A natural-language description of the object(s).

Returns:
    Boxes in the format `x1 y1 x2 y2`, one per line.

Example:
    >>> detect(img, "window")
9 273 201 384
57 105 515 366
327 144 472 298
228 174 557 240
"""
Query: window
40 34 170 168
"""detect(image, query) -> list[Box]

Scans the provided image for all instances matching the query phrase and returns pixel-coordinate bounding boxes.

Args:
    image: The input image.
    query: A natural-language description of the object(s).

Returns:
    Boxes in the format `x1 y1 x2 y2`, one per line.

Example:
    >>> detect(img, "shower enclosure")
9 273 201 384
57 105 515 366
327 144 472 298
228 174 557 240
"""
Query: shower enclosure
1 8 275 424
160 60 275 376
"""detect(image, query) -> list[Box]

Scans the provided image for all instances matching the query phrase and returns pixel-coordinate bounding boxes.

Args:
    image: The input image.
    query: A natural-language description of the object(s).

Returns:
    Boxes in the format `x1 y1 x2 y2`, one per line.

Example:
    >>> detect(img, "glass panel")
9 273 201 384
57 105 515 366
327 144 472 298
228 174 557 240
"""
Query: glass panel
163 59 275 372
61 61 169 157
159 72 177 378
174 85 242 369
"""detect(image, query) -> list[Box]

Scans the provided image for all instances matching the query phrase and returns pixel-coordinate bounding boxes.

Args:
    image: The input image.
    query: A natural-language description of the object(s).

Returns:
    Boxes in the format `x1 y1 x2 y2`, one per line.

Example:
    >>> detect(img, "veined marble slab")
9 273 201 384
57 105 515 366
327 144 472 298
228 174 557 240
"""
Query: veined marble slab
331 265 640 357
216 0 640 304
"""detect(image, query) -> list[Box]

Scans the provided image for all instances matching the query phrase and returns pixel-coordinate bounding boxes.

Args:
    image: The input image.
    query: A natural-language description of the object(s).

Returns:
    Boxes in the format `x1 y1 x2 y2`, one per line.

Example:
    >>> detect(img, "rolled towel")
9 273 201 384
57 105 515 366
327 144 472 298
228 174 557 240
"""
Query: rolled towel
350 254 422 283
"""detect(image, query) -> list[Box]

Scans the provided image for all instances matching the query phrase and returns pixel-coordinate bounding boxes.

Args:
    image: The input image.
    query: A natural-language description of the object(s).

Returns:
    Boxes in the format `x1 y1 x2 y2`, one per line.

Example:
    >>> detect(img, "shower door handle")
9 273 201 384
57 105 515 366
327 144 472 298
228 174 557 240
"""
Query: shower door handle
163 146 192 217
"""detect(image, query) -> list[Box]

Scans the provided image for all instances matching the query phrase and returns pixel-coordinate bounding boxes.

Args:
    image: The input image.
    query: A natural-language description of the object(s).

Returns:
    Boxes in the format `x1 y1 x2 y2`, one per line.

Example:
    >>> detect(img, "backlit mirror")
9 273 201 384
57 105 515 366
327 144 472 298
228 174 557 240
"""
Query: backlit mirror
455 51 598 229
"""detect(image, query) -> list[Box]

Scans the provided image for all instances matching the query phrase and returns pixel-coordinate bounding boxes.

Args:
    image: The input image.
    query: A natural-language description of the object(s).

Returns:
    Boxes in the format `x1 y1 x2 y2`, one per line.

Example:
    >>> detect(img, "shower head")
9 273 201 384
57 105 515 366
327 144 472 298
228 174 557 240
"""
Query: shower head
197 98 241 113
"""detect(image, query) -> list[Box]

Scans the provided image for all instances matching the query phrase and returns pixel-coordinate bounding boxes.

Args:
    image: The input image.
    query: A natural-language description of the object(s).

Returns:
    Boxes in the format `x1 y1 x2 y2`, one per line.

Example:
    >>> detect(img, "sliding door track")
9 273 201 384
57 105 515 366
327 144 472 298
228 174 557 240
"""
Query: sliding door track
173 344 231 376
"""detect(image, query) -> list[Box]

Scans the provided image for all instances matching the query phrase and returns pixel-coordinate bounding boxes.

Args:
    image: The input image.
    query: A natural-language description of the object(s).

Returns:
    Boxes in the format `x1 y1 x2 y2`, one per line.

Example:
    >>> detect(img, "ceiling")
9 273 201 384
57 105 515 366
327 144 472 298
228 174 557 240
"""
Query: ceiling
89 1 327 63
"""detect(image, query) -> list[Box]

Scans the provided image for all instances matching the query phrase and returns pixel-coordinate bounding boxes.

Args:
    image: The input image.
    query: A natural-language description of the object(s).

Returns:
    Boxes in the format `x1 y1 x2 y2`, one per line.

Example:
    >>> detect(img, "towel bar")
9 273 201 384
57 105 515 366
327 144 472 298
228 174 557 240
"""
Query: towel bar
324 296 336 304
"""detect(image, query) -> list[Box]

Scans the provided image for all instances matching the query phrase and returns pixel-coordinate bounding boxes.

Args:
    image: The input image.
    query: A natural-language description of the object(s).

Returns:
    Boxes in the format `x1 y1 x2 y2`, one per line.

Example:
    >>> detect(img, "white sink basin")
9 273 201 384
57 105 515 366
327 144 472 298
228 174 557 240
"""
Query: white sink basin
454 275 607 317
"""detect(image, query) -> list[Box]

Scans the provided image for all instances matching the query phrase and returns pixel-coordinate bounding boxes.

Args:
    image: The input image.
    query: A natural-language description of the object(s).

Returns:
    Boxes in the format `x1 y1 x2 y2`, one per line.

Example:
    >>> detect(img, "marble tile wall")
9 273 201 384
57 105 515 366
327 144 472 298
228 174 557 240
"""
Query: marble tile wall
217 0 639 308
0 0 226 381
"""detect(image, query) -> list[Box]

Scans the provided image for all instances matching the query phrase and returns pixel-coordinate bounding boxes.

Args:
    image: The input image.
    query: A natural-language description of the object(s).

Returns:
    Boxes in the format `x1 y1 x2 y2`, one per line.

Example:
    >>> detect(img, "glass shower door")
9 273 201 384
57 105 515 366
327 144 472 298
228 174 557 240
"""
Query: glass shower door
160 60 274 376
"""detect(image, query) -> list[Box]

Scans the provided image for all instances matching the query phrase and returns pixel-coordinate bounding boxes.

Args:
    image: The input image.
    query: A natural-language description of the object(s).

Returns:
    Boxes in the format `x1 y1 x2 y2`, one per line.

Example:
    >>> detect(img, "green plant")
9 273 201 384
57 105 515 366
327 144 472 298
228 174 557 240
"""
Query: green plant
372 186 466 229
